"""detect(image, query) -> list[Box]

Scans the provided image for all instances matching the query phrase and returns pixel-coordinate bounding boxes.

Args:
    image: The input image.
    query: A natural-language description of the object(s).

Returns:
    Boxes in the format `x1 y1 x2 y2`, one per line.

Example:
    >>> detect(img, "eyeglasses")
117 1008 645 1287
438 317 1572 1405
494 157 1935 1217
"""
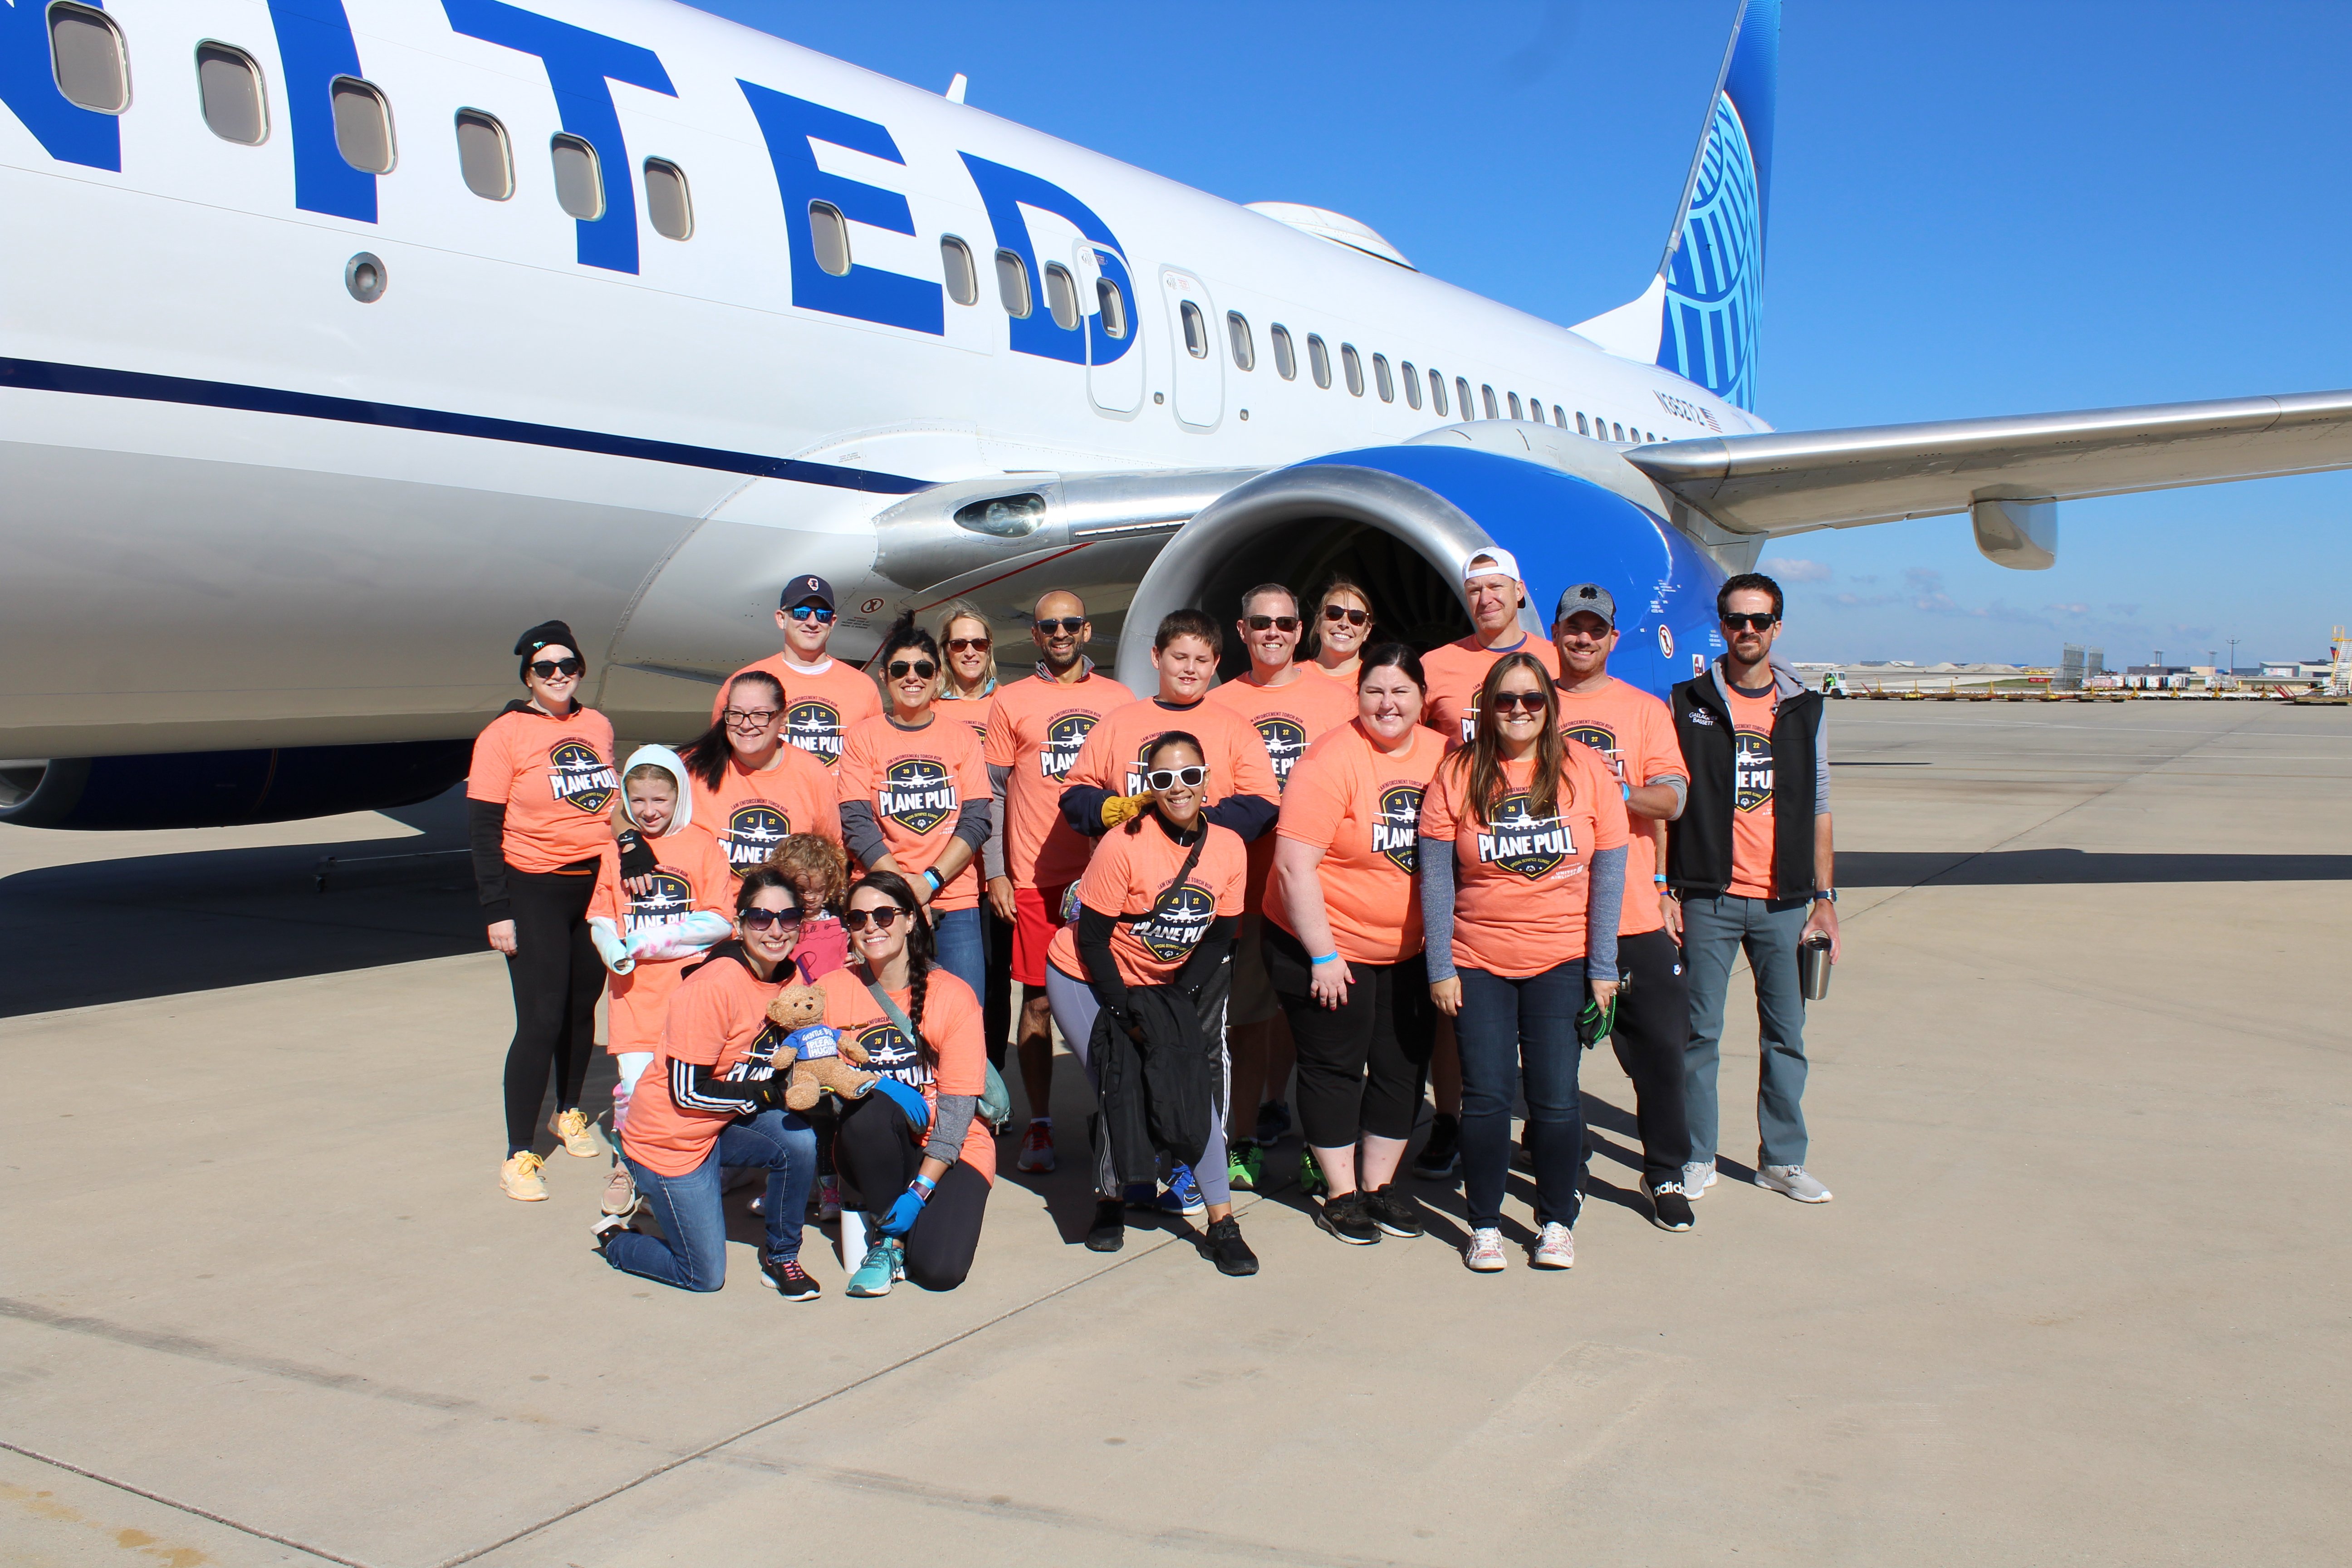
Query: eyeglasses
1143 765 1208 789
945 636 991 653
1034 616 1088 637
840 906 910 932
786 605 837 624
722 707 780 728
528 658 584 679
738 906 802 932
1245 615 1300 632
1721 612 1779 632
1322 605 1371 627
886 659 937 681
1488 691 1549 715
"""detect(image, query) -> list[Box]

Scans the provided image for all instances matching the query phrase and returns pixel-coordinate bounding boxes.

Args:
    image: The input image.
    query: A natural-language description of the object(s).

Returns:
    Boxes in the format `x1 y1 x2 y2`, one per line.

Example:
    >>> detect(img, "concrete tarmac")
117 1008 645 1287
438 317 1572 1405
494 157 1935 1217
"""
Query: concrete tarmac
3 704 2346 1566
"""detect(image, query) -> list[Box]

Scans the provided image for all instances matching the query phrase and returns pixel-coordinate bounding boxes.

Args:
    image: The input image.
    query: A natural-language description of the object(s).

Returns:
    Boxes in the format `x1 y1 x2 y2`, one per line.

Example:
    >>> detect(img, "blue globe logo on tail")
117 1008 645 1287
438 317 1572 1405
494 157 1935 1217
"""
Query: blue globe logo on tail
1659 95 1762 411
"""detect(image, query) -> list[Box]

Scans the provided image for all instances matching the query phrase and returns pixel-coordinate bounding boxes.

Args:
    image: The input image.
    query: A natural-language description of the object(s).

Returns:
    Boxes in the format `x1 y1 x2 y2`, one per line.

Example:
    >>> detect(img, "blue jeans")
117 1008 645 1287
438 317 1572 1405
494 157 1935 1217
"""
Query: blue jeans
604 1108 814 1291
1681 893 1811 1168
931 904 986 1002
1455 960 1586 1230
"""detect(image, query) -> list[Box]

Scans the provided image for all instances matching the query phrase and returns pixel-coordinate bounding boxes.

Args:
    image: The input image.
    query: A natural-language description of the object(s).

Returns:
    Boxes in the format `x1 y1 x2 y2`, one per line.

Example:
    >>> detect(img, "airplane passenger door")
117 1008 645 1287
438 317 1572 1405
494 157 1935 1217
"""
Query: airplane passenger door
1079 244 1144 416
1160 268 1223 430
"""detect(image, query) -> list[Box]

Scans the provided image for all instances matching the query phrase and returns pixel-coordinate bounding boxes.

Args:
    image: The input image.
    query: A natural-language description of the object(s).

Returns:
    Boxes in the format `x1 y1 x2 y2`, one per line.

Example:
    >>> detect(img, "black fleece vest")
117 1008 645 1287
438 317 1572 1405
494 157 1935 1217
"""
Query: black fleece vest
1666 673 1823 900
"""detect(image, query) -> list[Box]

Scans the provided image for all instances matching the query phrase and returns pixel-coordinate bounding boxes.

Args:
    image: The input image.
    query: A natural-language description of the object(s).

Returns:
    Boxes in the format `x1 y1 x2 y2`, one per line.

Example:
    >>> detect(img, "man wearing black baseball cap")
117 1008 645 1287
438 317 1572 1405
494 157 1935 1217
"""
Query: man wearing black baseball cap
714 574 880 768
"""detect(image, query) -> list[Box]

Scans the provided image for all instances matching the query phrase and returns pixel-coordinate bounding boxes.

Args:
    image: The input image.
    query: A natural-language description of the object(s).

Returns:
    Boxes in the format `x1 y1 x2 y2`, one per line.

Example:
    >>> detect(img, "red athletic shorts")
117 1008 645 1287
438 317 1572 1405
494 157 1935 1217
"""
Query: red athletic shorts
1011 882 1074 987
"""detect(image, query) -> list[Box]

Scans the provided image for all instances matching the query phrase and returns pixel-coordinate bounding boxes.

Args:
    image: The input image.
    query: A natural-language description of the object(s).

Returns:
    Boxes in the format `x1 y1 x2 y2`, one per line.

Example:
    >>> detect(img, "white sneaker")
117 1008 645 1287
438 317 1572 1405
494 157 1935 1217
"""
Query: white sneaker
1463 1227 1507 1272
1756 1164 1833 1203
1682 1159 1718 1199
1530 1221 1575 1269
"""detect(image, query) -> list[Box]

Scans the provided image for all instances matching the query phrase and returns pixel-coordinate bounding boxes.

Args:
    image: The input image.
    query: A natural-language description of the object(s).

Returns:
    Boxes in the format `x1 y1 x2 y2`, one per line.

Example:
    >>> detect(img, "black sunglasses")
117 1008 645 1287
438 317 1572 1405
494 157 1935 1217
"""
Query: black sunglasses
1721 612 1779 632
528 657 584 679
1322 605 1371 627
1144 764 1208 789
945 636 991 652
1488 690 1549 715
1034 616 1088 637
738 906 802 932
840 906 910 932
887 659 937 681
786 605 837 624
1245 615 1300 632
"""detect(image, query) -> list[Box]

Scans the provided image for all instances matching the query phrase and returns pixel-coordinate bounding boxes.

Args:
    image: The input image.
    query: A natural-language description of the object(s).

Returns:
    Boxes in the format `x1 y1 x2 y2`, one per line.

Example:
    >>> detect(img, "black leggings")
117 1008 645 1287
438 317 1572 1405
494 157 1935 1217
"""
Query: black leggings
1264 922 1434 1152
983 903 1014 1069
1609 929 1693 1185
833 1090 989 1291
501 866 602 1154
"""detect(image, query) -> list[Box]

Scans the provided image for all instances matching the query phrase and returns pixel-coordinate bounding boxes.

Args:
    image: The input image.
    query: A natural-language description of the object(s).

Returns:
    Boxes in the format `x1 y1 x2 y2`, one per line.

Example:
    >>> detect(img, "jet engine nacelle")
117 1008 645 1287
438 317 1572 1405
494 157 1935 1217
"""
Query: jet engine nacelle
0 740 471 831
1116 431 1727 701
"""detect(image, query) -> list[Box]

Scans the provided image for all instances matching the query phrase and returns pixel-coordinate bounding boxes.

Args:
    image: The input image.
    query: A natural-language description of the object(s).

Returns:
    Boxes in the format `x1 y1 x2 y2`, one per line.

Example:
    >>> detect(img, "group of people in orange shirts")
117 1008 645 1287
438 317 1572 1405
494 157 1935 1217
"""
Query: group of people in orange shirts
467 549 1842 1300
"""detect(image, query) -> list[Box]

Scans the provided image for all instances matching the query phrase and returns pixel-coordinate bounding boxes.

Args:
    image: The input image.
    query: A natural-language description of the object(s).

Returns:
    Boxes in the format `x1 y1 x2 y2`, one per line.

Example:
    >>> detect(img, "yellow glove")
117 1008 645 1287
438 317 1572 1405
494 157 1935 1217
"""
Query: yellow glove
1100 791 1152 829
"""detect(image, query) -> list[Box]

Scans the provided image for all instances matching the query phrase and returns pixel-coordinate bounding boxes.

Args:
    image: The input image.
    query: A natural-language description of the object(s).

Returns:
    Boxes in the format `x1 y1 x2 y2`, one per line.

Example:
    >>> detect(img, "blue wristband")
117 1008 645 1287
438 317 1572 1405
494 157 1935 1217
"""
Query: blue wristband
1310 952 1341 966
911 1174 936 1196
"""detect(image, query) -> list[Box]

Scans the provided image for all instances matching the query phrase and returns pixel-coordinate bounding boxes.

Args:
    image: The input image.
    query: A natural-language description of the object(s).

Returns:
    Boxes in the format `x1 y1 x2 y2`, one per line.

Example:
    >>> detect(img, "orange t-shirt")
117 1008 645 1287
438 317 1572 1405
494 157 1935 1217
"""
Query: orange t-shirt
818 966 995 1179
688 745 843 879
936 688 992 747
715 654 883 769
983 670 1137 890
1063 697 1280 816
588 826 737 1055
1417 745 1628 978
1421 634 1563 750
465 705 617 872
1554 677 1684 936
1205 669 1362 911
1725 684 1779 899
1047 818 1248 989
622 952 788 1179
836 714 990 911
1269 721 1445 965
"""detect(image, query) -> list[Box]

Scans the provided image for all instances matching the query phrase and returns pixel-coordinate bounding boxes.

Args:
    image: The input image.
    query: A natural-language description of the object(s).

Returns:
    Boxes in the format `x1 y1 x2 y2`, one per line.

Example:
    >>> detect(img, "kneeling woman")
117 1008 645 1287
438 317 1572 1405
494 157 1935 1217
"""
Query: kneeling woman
1044 733 1257 1275
823 872 995 1296
599 868 821 1299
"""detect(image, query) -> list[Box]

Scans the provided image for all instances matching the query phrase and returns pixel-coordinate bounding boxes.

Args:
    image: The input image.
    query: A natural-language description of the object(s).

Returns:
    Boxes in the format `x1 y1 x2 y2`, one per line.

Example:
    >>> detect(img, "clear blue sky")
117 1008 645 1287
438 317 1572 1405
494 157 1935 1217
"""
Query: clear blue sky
691 0 2352 667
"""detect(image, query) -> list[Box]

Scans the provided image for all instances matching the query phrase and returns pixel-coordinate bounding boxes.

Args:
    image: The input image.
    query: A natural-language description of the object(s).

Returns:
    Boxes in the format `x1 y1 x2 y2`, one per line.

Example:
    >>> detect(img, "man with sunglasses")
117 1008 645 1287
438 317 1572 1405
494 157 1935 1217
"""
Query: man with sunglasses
1666 572 1839 1207
1205 584 1356 1190
715 575 882 769
981 591 1135 1173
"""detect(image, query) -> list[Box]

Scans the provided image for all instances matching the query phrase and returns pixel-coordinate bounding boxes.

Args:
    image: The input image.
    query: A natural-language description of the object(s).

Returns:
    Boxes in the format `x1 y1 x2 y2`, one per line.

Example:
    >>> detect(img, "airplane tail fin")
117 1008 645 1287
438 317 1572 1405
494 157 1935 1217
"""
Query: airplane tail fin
1571 0 1777 412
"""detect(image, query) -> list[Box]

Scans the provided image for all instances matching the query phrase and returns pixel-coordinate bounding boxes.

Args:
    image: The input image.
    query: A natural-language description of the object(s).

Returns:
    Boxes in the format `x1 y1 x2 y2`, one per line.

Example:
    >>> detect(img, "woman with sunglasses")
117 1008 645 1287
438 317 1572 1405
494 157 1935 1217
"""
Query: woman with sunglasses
932 601 1014 1082
1309 576 1376 684
468 621 620 1202
1267 643 1446 1245
822 872 994 1295
597 867 821 1298
1045 733 1258 1274
838 615 991 1002
679 671 842 880
1418 653 1628 1272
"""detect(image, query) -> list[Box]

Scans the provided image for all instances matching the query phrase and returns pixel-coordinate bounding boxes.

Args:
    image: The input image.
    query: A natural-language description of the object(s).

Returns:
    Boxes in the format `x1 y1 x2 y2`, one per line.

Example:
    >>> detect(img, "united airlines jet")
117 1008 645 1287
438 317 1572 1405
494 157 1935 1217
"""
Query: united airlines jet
4 0 2346 828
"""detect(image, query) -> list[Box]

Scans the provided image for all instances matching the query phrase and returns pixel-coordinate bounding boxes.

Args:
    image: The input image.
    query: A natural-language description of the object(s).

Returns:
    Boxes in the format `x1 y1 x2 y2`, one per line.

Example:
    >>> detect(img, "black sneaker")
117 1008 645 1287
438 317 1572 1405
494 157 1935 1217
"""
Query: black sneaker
1313 1191 1383 1245
1642 1176 1696 1232
1205 1215 1259 1276
762 1254 822 1301
1412 1114 1461 1181
1086 1198 1126 1253
1363 1183 1426 1238
1254 1099 1293 1146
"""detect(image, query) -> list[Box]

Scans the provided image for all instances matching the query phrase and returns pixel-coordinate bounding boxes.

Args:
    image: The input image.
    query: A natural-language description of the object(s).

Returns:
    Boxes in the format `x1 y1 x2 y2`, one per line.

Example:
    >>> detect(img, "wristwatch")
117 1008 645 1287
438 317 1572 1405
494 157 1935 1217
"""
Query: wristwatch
1811 889 1838 904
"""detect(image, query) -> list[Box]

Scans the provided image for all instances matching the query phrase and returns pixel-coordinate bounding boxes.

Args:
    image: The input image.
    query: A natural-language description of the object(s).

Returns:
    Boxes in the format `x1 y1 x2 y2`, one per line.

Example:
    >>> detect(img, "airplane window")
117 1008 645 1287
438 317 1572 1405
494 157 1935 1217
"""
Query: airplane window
1372 354 1394 403
1340 343 1363 396
1307 335 1331 389
1612 421 1624 441
1577 412 1590 436
1553 404 1566 427
455 110 511 199
1481 385 1498 419
1456 377 1473 418
1401 360 1421 409
49 5 127 115
196 43 266 145
1429 370 1447 416
1271 324 1296 380
995 249 1031 317
1047 264 1082 330
804 202 856 273
1507 392 1523 420
331 78 396 174
941 238 977 304
1180 299 1208 356
1097 276 1128 337
1227 311 1254 370
644 158 691 240
550 135 604 219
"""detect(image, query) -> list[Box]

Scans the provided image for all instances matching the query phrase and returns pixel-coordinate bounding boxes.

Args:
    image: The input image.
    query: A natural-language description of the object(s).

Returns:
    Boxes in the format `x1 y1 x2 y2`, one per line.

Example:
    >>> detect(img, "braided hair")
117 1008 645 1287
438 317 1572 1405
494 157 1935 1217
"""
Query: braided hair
848 869 938 1072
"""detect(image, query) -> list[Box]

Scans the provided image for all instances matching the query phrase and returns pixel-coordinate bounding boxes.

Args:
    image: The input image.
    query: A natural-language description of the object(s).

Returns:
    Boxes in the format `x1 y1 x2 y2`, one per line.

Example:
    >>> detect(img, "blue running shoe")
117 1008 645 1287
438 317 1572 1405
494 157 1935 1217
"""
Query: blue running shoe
847 1235 903 1297
1156 1162 1207 1217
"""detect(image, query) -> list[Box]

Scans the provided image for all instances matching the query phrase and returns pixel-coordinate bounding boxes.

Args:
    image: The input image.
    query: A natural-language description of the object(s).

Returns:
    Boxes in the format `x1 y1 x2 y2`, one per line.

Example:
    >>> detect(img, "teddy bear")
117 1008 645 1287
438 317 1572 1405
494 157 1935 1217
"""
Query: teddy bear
764 981 877 1112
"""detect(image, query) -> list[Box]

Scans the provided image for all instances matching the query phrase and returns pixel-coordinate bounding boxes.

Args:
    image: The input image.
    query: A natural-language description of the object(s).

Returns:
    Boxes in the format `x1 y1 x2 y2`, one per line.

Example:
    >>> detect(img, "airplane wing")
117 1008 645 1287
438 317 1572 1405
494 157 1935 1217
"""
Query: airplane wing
1625 389 2352 567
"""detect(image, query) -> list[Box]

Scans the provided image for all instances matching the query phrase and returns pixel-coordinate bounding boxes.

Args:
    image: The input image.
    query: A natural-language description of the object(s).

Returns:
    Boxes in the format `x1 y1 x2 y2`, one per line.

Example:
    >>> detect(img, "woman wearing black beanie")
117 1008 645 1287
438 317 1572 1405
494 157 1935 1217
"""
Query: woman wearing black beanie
467 620 619 1201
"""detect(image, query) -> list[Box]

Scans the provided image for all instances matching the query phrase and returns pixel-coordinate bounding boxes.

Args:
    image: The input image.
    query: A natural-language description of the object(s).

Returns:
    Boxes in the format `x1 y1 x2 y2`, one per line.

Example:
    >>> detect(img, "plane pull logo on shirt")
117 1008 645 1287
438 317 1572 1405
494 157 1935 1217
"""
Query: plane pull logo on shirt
1256 717 1309 788
787 699 846 765
881 759 956 834
1133 881 1216 962
1373 783 1426 874
1562 721 1627 784
624 870 696 936
1734 730 1774 812
848 1019 925 1086
720 1020 787 1082
1041 711 1099 780
725 803 791 870
547 741 616 814
1474 790 1574 879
